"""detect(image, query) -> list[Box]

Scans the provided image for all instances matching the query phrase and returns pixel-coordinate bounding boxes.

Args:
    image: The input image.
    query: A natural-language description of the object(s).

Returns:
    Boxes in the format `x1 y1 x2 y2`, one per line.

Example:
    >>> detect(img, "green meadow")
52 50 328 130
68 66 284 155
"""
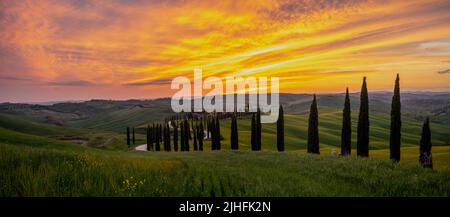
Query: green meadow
2 141 450 197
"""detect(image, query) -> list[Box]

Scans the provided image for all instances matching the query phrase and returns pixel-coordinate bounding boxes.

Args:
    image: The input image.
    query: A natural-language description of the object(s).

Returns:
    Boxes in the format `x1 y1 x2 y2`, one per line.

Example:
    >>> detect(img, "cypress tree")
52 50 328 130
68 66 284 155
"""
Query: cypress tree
163 124 167 151
277 105 284 152
188 120 192 140
193 124 198 151
419 118 433 169
184 119 190 151
206 117 210 140
256 108 262 150
198 121 204 151
230 115 235 150
357 77 369 157
155 124 161 151
210 117 214 141
153 124 157 151
209 117 212 140
231 113 239 150
341 88 352 156
204 117 208 139
173 122 178 152
132 127 135 145
235 115 239 150
210 118 215 150
147 124 155 151
216 115 221 150
146 125 150 151
159 124 163 144
166 123 171 151
307 95 320 154
126 127 130 148
251 113 256 151
390 74 401 162
152 123 156 151
180 121 185 151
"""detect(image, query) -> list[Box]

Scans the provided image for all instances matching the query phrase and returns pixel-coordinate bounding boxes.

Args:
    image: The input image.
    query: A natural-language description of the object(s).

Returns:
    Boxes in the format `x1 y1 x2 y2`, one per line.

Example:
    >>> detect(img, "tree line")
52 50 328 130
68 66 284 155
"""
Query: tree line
126 74 434 169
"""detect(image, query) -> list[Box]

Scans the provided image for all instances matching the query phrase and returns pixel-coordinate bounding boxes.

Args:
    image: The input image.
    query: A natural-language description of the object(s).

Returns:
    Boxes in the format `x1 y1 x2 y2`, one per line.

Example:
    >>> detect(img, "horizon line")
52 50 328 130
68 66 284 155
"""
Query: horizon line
2 90 450 105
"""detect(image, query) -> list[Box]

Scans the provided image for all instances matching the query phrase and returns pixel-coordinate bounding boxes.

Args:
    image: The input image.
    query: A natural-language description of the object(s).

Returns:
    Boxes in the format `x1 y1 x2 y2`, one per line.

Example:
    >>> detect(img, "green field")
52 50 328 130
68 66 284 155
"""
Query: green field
2 141 450 196
1 93 450 196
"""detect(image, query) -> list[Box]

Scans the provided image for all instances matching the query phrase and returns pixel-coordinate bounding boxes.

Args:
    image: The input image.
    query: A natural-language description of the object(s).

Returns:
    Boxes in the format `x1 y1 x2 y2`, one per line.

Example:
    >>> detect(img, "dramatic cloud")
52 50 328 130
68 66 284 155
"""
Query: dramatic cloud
1 0 450 102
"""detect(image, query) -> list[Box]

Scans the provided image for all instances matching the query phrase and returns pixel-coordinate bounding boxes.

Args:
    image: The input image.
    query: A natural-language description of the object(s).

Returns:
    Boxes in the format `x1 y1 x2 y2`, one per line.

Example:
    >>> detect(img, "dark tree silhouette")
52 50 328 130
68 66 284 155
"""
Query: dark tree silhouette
419 118 433 169
256 108 262 150
251 113 256 151
188 120 192 140
184 119 190 151
215 115 221 150
166 123 171 151
341 88 352 156
155 124 161 151
230 113 239 150
206 117 211 140
146 125 150 151
173 122 178 152
205 117 209 139
198 121 204 151
151 124 155 151
193 123 198 151
159 124 163 144
152 123 156 151
357 77 369 157
163 124 167 151
126 127 130 148
390 74 401 162
277 105 284 152
180 121 185 151
307 95 320 154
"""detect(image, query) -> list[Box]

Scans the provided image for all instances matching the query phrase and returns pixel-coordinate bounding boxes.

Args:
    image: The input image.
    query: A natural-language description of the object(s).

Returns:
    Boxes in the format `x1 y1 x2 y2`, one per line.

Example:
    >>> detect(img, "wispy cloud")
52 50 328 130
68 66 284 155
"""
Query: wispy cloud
46 80 96 86
123 78 173 86
0 76 32 81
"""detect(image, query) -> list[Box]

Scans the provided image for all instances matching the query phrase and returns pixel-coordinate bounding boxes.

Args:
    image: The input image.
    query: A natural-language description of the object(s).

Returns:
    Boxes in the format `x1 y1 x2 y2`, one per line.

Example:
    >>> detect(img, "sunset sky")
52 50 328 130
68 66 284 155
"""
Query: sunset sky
1 0 450 102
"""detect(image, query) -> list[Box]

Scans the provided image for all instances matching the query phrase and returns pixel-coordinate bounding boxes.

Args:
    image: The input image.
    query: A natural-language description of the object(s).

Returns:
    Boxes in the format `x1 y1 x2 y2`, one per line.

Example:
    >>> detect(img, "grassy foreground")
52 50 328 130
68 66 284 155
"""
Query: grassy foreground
1 141 450 197
1 107 449 196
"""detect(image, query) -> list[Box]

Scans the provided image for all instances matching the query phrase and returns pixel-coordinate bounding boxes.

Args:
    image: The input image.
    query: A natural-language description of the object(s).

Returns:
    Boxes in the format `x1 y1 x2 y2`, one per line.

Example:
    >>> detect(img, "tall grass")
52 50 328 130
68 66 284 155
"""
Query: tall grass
1 143 449 197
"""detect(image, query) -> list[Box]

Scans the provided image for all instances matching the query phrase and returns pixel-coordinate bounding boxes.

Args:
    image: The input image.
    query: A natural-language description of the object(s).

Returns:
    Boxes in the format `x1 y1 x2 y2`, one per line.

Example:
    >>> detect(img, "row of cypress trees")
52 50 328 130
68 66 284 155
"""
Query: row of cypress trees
308 74 432 168
305 76 381 157
139 116 218 152
307 76 380 157
126 127 136 148
134 105 284 152
127 74 433 168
